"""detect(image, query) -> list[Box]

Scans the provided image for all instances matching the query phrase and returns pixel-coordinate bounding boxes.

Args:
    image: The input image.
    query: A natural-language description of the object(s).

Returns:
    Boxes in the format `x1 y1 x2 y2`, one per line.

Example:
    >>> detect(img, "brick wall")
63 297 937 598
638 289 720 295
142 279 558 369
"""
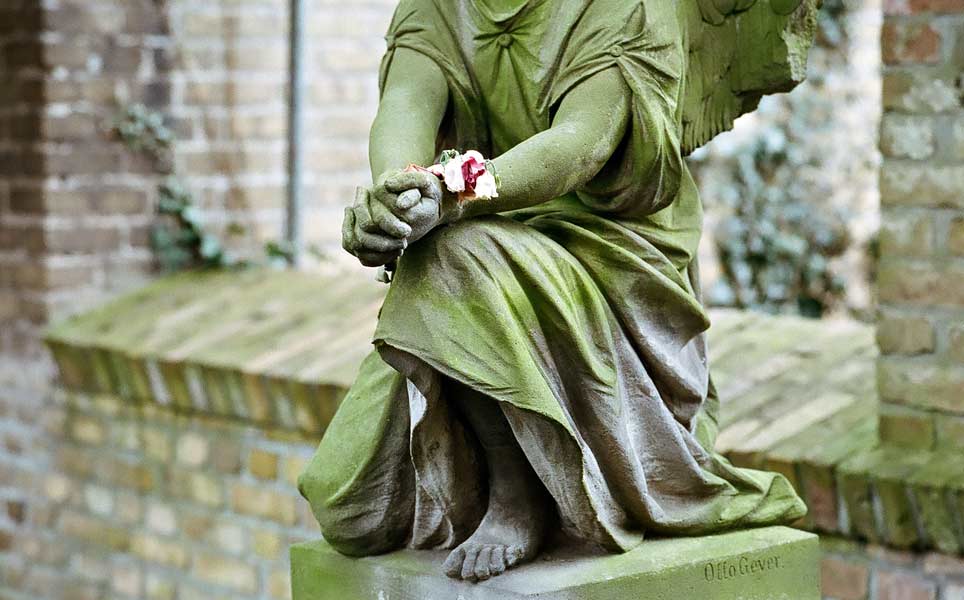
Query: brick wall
0 383 320 600
821 538 964 600
877 0 964 450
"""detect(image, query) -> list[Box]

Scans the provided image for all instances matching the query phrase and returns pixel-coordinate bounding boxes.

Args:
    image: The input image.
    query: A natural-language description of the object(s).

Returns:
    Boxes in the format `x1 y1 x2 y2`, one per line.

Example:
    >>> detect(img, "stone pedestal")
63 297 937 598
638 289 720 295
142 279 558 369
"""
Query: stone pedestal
291 526 819 599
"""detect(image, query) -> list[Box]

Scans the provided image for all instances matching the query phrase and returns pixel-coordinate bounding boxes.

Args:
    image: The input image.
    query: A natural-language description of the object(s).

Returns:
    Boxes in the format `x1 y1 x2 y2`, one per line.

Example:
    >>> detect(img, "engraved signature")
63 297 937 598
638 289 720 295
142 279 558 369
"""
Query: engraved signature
703 555 784 581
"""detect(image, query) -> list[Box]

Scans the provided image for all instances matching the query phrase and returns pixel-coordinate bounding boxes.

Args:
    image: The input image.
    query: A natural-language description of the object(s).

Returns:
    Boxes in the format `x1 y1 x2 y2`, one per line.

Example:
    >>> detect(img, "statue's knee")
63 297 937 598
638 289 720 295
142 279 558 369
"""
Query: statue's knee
298 470 405 557
410 218 503 263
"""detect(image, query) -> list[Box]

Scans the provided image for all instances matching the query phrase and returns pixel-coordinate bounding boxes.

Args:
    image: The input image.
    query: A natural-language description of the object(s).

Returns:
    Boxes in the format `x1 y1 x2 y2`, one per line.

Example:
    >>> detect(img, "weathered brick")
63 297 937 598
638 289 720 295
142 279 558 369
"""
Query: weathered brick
878 358 964 413
231 482 297 525
249 448 279 480
922 553 964 576
880 210 935 258
268 566 290 600
168 470 225 507
143 427 172 462
949 218 964 256
876 569 937 600
936 413 964 449
821 556 869 600
42 227 122 255
145 501 177 535
253 529 284 560
883 71 961 113
882 21 943 65
110 563 143 597
145 573 176 600
60 511 130 551
82 484 114 517
946 584 964 600
880 165 964 209
283 454 308 486
878 261 964 306
130 534 189 568
192 553 258 594
175 431 209 467
43 473 73 503
209 520 246 555
879 404 937 449
877 314 935 354
880 114 936 158
210 438 243 474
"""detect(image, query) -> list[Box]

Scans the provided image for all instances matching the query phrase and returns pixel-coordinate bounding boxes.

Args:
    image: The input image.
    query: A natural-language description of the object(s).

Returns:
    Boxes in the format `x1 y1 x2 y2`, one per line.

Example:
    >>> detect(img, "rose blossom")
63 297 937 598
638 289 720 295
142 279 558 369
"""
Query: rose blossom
443 155 466 192
460 150 486 190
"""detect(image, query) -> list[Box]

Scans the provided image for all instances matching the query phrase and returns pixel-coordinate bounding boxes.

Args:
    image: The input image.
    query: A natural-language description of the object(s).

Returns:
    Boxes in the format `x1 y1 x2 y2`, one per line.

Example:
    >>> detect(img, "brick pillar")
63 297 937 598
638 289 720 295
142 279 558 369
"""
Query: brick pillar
877 1 964 450
0 0 45 358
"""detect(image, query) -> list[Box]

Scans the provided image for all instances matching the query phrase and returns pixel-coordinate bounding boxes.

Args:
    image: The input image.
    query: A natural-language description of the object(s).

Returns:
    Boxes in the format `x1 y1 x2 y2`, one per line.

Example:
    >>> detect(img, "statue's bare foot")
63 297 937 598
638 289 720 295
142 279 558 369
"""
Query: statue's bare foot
442 462 546 582
442 500 544 581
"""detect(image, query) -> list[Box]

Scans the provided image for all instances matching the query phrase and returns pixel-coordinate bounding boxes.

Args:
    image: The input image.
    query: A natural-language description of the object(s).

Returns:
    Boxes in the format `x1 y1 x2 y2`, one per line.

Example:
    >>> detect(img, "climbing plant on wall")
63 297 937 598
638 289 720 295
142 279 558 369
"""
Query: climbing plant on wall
113 105 307 272
113 104 236 272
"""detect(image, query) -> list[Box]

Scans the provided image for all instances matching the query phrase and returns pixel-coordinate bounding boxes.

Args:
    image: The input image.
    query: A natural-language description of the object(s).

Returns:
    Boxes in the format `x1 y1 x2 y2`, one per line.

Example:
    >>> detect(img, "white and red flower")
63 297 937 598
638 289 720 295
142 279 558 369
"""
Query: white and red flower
406 149 499 201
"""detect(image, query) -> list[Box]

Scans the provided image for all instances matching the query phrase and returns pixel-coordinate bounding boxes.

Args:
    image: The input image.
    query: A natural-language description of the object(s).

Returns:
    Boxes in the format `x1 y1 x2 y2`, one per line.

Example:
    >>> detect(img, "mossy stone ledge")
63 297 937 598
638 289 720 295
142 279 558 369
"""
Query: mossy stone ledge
44 270 964 557
291 527 819 600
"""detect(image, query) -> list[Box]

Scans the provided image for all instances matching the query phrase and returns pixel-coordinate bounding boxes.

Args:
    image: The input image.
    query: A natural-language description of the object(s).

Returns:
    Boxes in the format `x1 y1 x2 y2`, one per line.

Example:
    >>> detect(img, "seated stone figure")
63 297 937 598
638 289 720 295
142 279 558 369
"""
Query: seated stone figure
299 0 817 583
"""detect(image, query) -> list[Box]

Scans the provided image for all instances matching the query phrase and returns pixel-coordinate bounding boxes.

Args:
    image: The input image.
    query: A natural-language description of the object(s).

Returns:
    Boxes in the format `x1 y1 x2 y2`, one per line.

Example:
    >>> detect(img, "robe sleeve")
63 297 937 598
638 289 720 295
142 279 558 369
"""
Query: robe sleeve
378 0 489 155
544 0 685 218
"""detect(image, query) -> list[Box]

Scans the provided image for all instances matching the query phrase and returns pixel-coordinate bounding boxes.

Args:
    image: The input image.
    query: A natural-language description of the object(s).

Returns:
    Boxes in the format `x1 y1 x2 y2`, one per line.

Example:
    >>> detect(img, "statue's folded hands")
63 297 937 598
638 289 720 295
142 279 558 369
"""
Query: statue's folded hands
340 188 408 267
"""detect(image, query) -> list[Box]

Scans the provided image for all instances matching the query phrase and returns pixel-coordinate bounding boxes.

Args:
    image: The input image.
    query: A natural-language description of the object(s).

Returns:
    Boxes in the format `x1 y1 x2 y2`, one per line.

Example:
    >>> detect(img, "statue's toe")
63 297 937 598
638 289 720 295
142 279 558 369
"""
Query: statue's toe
474 547 493 581
460 546 481 581
505 544 525 567
489 546 507 574
443 547 465 578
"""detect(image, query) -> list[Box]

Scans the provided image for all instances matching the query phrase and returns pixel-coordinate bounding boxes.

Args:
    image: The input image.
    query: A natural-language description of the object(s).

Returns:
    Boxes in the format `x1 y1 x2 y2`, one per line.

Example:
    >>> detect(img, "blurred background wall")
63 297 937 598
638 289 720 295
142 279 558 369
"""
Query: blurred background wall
0 0 394 363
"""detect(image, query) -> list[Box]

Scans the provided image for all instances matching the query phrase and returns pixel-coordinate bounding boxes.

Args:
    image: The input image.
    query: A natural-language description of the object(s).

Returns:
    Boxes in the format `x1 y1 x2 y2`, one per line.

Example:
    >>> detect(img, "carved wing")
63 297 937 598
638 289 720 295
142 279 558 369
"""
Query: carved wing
681 0 820 155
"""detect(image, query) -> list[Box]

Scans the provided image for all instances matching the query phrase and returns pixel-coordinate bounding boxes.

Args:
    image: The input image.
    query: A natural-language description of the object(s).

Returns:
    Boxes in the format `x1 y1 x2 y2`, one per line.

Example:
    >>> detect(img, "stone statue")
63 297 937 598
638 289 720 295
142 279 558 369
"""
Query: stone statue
299 0 817 583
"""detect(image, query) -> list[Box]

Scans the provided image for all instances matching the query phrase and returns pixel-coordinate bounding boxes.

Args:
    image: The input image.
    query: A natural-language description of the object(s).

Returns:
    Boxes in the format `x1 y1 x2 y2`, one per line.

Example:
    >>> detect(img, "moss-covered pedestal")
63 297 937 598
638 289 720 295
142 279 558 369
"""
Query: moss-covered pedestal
290 526 818 600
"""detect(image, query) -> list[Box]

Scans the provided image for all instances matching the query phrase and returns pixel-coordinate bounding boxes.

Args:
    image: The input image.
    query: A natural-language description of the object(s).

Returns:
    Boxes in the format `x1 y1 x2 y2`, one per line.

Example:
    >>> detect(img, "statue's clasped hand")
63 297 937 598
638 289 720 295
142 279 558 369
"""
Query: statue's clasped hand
342 170 445 268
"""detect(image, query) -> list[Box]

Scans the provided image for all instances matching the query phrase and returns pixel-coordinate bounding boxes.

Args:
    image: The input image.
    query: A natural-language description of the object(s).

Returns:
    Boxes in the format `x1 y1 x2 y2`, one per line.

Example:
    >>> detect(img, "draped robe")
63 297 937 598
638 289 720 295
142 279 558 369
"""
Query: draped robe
299 0 807 556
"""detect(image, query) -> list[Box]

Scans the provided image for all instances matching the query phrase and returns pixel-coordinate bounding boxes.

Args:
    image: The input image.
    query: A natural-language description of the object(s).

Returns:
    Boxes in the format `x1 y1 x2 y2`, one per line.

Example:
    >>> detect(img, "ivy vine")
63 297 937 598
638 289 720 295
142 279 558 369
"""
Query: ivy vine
113 104 238 272
113 105 309 272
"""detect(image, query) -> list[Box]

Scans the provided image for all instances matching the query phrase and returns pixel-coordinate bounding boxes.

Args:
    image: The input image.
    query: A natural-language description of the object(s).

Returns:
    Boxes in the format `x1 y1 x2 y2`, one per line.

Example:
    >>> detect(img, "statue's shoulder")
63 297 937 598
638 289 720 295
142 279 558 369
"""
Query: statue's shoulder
388 0 445 29
570 0 682 49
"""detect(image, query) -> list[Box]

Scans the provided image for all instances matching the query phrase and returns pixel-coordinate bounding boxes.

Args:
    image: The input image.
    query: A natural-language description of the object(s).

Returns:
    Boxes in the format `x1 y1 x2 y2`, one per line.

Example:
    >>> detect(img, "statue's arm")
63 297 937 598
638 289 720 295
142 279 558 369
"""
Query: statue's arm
369 48 449 185
457 67 631 220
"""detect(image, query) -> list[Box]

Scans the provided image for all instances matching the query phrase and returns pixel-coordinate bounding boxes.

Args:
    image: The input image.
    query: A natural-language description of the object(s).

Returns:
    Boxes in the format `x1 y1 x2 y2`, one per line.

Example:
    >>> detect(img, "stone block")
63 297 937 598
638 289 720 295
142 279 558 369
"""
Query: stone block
291 527 819 600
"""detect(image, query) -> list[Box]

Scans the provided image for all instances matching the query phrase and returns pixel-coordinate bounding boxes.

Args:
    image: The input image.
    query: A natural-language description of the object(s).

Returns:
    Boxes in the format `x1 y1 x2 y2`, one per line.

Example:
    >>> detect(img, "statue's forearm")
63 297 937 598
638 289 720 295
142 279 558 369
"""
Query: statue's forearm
369 49 448 184
458 68 631 220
